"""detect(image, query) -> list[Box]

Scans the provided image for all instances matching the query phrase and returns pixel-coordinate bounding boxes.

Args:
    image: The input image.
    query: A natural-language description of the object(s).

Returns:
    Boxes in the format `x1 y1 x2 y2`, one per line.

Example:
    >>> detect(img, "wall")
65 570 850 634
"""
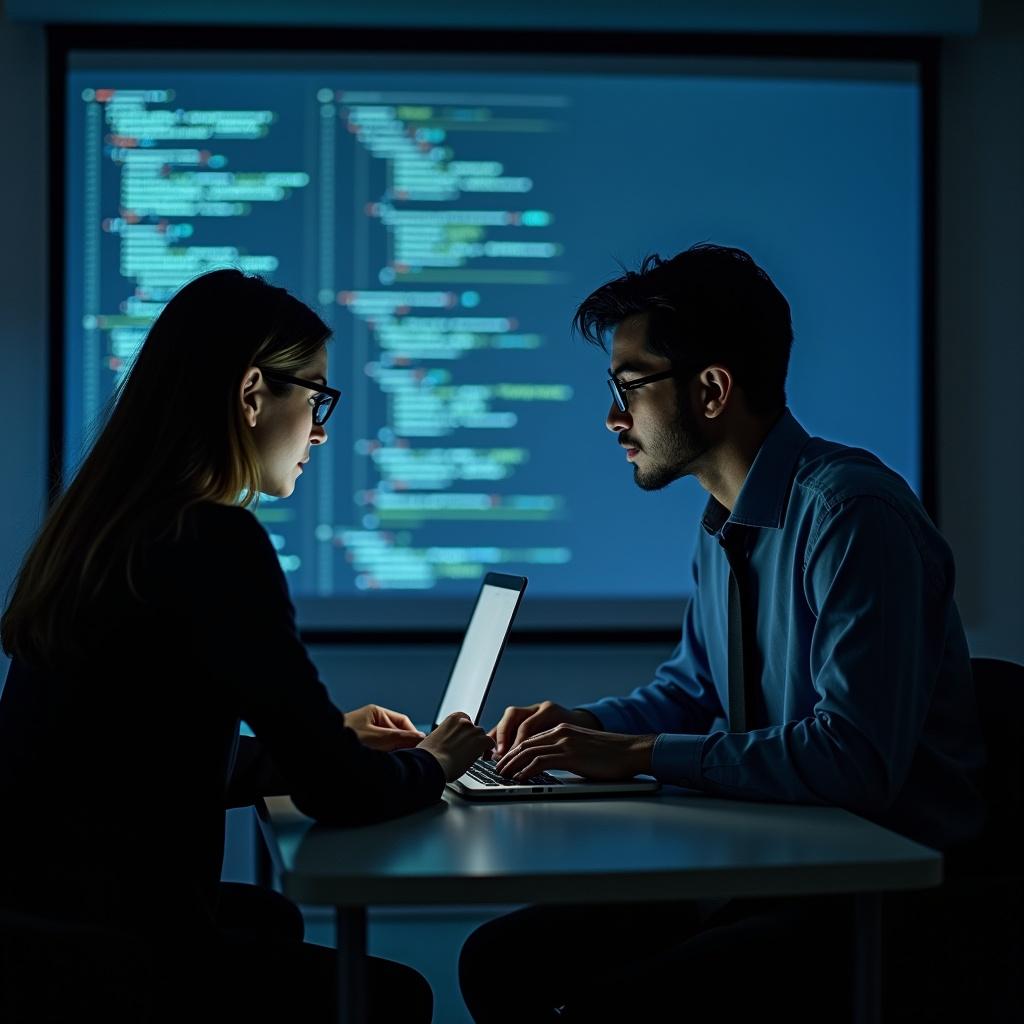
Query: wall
0 0 47 684
4 0 983 34
937 0 1024 661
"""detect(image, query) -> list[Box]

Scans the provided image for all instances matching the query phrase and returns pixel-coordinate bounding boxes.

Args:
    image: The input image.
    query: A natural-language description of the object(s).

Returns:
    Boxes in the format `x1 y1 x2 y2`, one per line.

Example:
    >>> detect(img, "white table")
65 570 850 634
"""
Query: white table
257 788 942 1024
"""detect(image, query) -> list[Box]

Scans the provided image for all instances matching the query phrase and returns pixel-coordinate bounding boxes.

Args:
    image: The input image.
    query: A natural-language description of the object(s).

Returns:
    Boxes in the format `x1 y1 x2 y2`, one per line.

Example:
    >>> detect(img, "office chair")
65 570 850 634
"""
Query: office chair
0 905 153 1022
932 657 1023 1022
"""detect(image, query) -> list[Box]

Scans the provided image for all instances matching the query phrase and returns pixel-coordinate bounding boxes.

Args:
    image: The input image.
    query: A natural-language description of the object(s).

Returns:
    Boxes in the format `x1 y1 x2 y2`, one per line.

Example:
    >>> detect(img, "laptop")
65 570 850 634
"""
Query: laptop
433 572 660 800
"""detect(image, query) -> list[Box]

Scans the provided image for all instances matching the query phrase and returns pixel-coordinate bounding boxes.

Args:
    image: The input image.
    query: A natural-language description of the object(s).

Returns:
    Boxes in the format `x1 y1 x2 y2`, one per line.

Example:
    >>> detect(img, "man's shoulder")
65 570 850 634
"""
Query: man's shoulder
787 437 951 585
791 437 921 519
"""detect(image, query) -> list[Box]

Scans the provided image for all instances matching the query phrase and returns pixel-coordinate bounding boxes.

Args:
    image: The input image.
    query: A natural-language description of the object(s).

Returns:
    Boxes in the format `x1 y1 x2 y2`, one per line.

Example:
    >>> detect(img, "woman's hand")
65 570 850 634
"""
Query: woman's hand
345 704 426 752
417 712 495 782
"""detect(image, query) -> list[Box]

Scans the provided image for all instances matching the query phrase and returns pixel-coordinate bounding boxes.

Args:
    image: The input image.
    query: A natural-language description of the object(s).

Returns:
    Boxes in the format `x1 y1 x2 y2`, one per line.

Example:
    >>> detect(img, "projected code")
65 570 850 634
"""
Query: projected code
79 88 308 411
73 81 577 593
65 61 926 612
306 90 574 590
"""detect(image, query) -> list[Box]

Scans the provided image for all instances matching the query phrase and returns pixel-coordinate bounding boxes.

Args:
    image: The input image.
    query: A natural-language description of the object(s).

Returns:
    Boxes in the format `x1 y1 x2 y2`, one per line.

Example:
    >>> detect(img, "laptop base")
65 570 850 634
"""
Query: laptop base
449 769 660 801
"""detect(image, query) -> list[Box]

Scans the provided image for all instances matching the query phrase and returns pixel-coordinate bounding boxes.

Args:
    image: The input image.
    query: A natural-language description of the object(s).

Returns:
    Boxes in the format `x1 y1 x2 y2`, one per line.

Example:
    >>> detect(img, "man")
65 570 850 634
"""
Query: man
458 244 985 1023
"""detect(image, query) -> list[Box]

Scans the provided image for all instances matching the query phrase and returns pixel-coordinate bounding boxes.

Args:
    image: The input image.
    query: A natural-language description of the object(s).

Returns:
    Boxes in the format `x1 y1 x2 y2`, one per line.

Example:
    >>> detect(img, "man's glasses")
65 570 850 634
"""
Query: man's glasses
262 370 341 426
606 369 676 413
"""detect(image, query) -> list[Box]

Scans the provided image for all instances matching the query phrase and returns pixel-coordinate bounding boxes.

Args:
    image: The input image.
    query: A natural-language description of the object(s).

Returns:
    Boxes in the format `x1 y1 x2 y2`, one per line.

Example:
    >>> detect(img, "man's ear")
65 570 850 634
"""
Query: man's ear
698 366 734 420
240 366 265 428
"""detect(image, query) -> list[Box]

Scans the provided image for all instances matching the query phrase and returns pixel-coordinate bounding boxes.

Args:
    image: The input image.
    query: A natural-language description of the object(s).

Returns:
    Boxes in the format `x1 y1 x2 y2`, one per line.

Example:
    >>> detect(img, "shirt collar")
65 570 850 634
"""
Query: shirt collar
700 408 810 537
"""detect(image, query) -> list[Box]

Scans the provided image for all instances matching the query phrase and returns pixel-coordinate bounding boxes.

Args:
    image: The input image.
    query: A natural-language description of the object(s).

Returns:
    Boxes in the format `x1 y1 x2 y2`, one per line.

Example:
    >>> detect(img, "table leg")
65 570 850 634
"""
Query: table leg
336 906 368 1024
853 893 882 1024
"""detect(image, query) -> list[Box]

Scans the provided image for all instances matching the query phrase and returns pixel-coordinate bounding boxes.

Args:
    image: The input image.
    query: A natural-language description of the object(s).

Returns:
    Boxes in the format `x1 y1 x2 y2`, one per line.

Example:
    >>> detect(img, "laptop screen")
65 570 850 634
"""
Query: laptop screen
435 580 523 725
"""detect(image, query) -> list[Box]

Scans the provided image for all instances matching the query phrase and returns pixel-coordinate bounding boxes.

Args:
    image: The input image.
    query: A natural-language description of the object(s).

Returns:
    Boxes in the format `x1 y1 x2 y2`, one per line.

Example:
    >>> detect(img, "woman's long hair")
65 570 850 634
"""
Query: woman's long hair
1 269 331 670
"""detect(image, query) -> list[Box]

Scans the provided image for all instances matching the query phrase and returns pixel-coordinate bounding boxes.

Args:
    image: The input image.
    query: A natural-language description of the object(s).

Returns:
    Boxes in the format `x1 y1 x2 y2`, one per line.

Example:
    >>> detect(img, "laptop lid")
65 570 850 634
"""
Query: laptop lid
432 573 527 730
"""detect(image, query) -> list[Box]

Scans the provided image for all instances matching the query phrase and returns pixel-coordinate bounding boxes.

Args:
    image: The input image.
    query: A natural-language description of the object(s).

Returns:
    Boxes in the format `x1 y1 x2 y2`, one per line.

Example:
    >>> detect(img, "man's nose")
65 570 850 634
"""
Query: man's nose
311 424 328 445
606 403 632 433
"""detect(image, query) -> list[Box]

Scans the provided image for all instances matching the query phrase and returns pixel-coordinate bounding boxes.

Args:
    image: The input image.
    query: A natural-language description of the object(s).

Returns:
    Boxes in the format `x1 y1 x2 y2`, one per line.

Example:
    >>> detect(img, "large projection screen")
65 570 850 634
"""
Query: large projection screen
60 45 926 632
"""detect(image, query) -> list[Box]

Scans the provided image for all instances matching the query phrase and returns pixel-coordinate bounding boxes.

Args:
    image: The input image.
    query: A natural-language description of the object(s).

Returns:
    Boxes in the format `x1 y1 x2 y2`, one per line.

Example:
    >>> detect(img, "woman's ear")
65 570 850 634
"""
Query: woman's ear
240 366 264 428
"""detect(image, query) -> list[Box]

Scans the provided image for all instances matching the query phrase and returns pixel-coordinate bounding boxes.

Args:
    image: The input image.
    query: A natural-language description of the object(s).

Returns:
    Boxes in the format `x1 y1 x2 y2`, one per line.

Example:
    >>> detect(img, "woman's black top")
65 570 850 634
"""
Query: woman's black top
0 503 445 935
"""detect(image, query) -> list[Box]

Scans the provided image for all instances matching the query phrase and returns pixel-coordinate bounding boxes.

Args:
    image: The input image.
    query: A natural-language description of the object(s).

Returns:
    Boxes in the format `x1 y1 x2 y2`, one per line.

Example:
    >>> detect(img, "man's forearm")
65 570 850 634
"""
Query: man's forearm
571 708 604 730
571 709 656 774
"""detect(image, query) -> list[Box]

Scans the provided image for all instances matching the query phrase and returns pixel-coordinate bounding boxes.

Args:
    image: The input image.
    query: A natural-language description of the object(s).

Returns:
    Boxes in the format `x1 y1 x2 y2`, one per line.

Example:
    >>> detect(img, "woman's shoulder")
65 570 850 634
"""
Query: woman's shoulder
181 501 267 537
145 501 285 603
157 501 277 569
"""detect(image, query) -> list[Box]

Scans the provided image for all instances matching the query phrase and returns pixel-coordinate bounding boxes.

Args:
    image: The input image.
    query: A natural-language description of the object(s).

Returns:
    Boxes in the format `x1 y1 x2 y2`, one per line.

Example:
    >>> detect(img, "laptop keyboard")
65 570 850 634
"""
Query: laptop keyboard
463 757 565 788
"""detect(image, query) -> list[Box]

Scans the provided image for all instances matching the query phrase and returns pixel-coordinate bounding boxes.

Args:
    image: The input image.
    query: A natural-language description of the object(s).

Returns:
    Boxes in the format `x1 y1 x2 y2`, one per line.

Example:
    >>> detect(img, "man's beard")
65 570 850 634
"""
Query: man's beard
628 396 710 492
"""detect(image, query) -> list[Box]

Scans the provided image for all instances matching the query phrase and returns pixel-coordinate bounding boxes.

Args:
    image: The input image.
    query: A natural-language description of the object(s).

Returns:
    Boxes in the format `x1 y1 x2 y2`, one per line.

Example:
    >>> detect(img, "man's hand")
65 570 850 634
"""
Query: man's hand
345 704 425 752
494 723 656 782
418 712 496 782
489 701 602 758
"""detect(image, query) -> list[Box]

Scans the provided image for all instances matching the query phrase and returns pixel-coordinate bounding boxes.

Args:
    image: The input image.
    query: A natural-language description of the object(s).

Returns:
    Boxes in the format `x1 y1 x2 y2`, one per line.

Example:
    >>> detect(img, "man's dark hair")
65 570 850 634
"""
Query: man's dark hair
572 243 794 416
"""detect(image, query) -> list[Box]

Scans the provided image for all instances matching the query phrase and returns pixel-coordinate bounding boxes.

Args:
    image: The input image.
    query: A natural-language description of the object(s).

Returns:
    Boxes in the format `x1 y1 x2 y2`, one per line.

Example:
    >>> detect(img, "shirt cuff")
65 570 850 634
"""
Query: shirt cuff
576 699 633 735
650 733 707 789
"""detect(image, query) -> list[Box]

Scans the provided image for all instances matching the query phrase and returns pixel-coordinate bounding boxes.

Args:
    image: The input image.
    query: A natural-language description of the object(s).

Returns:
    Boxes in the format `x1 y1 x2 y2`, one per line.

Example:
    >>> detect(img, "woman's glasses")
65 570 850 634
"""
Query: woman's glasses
262 371 341 426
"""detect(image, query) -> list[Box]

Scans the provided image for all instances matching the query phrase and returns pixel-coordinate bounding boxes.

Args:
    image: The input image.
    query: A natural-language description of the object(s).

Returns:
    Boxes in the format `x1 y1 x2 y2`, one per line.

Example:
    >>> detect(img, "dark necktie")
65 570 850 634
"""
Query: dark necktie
723 533 756 733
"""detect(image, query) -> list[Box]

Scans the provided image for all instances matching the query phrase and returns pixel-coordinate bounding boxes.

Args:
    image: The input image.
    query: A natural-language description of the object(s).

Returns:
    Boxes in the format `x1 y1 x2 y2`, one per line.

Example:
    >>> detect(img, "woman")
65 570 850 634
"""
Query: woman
0 269 491 1021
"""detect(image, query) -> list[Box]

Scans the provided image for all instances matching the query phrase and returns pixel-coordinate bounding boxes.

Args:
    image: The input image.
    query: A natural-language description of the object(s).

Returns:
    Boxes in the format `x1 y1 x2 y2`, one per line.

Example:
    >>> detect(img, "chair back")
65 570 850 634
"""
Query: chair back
968 657 1024 875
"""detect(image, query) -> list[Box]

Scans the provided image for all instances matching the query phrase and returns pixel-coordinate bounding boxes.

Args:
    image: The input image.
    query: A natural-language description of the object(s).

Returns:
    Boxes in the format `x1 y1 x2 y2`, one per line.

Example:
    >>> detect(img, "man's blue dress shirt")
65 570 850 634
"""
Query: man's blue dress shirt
580 410 985 850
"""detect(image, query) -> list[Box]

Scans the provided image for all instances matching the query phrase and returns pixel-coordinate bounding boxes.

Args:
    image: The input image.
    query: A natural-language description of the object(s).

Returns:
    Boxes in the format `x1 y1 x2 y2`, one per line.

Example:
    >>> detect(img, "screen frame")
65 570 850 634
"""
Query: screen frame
46 23 938 645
